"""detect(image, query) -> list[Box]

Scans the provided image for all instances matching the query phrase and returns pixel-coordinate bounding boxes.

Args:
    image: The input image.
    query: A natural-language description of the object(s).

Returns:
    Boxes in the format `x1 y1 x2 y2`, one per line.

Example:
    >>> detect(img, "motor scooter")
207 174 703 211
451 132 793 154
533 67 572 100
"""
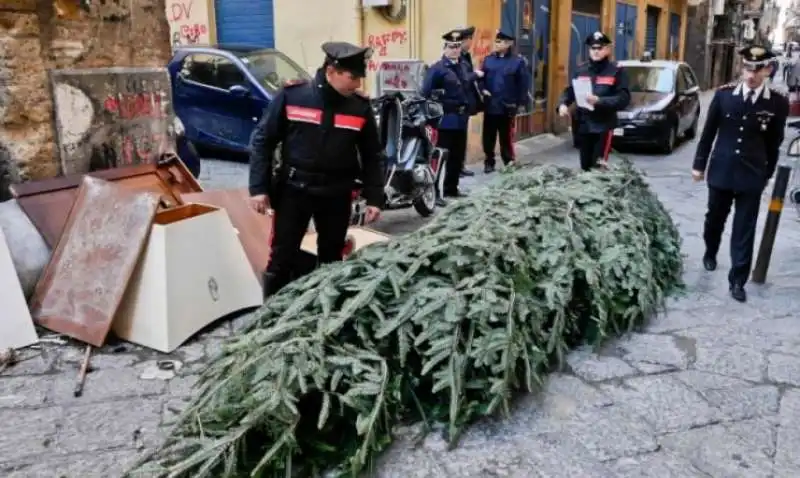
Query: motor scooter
361 91 448 219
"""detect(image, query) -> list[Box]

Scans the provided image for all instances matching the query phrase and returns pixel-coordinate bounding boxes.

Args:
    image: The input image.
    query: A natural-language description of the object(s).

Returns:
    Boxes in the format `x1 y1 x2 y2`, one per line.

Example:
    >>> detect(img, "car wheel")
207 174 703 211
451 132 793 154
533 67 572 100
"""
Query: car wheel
684 109 700 139
660 125 677 154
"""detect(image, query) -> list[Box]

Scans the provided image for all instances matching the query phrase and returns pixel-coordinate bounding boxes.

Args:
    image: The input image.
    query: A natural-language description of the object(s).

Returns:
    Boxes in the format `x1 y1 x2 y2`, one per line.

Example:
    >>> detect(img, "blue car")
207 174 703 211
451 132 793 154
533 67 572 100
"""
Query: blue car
167 44 311 157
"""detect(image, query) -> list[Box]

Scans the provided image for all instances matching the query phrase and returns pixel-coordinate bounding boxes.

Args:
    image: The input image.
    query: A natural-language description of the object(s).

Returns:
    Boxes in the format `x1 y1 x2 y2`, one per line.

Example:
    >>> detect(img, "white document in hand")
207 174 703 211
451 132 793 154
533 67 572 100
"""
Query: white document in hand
572 78 594 111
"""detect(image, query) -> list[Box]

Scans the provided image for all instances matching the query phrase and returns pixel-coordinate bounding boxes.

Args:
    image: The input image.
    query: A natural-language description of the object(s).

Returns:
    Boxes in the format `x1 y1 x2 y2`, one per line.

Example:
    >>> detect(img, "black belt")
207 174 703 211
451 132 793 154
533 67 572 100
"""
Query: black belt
283 167 355 187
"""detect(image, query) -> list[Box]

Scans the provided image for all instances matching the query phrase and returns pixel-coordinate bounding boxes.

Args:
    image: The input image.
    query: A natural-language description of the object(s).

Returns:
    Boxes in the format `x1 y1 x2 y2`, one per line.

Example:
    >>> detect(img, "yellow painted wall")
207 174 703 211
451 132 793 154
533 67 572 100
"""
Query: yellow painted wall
465 0 502 158
165 0 216 49
273 0 361 74
273 0 466 93
548 0 573 133
633 0 687 60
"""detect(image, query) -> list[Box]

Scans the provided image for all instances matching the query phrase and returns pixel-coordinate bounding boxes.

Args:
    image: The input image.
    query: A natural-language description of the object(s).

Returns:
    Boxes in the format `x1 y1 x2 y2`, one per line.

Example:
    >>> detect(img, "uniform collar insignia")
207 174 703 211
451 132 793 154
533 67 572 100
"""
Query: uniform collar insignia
732 82 769 100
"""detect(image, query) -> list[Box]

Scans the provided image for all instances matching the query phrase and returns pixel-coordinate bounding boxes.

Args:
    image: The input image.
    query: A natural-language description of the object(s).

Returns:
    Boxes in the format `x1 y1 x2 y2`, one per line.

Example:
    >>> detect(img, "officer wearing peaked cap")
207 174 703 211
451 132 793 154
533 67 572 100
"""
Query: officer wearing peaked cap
692 44 789 303
248 41 385 298
421 29 479 198
557 31 630 171
479 29 531 173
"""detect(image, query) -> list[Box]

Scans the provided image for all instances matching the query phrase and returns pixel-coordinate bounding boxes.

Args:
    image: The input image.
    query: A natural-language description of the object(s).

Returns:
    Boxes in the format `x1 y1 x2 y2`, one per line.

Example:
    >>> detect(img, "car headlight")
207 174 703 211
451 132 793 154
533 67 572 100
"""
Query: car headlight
637 112 667 121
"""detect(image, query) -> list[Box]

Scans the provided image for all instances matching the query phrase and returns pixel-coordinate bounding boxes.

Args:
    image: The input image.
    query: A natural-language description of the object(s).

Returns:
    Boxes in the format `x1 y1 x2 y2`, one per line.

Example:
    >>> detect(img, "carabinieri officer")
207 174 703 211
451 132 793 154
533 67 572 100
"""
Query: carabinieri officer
249 41 385 298
556 31 630 171
421 29 478 198
479 29 530 173
692 45 789 302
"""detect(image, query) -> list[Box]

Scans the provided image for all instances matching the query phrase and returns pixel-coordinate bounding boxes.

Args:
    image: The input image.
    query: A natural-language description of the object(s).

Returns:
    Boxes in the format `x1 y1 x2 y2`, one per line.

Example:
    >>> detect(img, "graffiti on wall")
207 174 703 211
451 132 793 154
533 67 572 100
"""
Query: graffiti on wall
50 68 177 176
366 28 409 71
166 0 212 49
471 28 494 66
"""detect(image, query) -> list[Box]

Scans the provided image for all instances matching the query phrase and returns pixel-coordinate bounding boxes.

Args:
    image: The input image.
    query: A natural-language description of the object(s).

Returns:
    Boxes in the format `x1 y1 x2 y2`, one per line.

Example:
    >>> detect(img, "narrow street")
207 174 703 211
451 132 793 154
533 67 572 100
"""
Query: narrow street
2 92 800 477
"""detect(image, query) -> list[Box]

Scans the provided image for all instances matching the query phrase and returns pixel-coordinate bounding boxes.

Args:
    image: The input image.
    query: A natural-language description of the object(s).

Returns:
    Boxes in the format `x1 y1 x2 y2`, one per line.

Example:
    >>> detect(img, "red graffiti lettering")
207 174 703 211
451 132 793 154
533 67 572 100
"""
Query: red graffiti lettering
366 29 408 57
169 0 194 21
472 28 494 65
120 134 169 166
381 74 407 89
179 23 207 43
104 92 167 120
381 63 410 72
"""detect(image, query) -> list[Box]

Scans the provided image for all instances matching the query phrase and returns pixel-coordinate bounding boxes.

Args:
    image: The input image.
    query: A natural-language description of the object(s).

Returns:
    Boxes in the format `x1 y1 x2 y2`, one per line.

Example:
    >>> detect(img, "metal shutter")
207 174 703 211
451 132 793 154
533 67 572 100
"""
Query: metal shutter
215 0 275 47
569 13 601 79
645 8 659 54
669 13 681 59
614 3 636 60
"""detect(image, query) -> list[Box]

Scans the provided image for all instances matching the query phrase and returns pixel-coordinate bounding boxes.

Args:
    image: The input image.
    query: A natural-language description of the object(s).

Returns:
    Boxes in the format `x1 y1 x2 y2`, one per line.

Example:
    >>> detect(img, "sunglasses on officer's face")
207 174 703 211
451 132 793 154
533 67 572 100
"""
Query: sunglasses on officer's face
589 45 605 51
445 43 461 49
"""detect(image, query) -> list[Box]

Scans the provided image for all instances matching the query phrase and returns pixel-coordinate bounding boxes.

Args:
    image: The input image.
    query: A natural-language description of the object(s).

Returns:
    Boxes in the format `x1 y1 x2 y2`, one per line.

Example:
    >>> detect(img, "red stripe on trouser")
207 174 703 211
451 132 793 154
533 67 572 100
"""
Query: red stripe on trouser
508 120 516 159
266 212 277 268
602 130 613 162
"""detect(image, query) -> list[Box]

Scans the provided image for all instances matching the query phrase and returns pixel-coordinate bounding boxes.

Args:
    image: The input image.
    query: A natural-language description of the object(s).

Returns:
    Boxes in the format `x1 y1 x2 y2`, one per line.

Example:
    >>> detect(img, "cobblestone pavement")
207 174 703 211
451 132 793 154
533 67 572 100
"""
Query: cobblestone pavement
3 94 800 476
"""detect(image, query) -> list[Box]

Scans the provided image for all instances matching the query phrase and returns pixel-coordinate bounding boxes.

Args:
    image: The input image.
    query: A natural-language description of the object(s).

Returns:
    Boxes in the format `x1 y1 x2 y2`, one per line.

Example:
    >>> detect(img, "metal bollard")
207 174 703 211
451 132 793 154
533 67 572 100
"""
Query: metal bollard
751 165 792 284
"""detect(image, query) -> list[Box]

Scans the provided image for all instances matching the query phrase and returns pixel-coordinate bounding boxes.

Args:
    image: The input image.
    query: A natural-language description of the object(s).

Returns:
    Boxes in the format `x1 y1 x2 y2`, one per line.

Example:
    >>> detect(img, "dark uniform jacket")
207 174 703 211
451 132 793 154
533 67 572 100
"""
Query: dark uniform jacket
693 82 789 193
421 57 477 130
479 52 531 116
248 70 385 207
460 50 484 114
558 59 631 134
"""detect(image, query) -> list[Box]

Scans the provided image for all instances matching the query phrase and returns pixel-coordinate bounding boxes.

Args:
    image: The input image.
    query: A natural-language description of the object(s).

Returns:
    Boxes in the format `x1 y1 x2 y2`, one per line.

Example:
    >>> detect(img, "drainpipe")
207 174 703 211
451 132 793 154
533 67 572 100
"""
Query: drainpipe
411 0 422 59
355 0 365 45
703 0 715 88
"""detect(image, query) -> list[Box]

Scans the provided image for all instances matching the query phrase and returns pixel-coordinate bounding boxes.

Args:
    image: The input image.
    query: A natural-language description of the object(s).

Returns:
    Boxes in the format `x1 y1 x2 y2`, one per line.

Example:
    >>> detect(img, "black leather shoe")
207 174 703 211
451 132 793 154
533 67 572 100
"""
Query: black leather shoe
702 256 717 271
435 197 448 207
443 190 468 198
730 283 747 303
460 169 475 177
484 165 496 174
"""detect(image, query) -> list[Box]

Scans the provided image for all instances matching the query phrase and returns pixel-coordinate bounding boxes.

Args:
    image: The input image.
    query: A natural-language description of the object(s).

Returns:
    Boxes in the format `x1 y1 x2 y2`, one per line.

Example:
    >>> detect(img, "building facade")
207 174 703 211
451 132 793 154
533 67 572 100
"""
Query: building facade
168 0 690 155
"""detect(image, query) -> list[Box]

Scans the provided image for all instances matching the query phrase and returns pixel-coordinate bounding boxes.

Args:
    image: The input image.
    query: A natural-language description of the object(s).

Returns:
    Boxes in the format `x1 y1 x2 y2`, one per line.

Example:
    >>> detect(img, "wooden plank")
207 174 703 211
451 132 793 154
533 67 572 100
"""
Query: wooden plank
10 155 201 248
180 188 273 283
29 177 160 347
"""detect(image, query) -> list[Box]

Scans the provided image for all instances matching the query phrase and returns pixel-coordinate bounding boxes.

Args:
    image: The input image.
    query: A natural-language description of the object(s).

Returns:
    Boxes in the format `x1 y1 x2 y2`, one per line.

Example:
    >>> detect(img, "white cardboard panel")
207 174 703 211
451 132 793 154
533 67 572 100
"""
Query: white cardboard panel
301 227 390 255
114 206 262 352
0 229 38 349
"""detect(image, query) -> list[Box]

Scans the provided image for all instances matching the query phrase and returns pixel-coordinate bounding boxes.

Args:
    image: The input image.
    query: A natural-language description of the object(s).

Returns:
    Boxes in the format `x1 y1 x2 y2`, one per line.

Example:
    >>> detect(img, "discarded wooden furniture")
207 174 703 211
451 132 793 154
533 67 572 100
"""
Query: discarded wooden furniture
300 226 390 257
10 155 201 248
114 204 262 352
0 199 50 299
0 228 38 350
181 188 273 284
29 177 160 347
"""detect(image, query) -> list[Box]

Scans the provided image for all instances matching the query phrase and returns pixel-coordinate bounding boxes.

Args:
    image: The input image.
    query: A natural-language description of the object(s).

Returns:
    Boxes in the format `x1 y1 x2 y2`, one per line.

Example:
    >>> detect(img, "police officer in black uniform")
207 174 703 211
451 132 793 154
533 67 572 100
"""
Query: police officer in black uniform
692 45 789 303
556 31 630 171
249 41 385 298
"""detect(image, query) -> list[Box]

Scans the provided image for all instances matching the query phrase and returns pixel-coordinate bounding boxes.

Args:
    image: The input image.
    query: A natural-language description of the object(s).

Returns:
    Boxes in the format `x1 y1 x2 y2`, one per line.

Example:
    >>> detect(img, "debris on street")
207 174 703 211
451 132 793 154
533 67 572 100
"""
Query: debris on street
0 228 37 351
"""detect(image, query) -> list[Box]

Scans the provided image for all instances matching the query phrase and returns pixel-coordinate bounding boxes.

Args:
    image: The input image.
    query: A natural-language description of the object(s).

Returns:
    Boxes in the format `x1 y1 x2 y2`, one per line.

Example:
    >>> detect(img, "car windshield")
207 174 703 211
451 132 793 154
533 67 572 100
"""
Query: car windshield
625 66 674 93
236 50 311 94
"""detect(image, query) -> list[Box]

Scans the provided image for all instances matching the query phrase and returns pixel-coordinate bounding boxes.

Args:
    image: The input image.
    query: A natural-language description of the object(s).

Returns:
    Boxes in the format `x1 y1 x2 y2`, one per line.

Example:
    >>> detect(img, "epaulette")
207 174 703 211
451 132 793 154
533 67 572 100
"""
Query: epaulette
768 86 787 97
718 82 737 90
284 79 308 88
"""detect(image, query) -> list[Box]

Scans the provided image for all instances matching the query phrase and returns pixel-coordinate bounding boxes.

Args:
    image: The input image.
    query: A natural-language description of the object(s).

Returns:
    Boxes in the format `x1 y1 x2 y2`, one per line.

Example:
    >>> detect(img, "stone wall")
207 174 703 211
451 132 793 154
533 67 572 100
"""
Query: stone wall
0 0 170 191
